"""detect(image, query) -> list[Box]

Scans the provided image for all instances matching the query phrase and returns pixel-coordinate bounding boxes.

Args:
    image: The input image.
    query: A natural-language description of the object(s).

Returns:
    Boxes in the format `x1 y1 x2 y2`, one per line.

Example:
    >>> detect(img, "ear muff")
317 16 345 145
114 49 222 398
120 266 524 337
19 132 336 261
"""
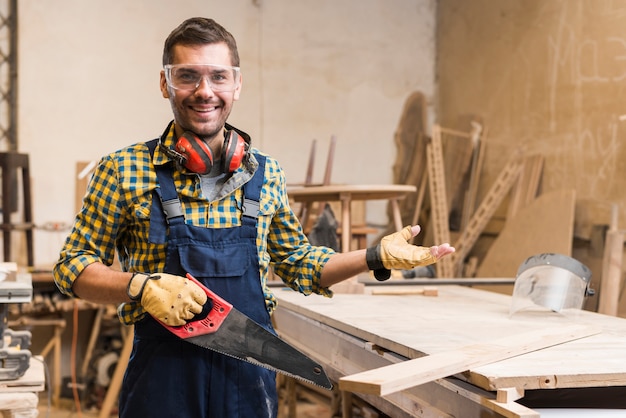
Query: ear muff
221 130 247 173
168 130 247 175
174 132 214 175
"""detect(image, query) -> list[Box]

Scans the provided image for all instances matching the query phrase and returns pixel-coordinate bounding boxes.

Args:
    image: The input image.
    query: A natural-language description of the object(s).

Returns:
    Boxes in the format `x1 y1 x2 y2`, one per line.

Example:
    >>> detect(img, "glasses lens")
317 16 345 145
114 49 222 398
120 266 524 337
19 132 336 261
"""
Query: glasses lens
166 65 240 92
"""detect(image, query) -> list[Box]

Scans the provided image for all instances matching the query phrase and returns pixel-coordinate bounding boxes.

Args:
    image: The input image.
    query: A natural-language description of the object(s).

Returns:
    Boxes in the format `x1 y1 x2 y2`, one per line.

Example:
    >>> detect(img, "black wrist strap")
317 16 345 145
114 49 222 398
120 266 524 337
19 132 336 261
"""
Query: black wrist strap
366 245 384 270
366 245 391 281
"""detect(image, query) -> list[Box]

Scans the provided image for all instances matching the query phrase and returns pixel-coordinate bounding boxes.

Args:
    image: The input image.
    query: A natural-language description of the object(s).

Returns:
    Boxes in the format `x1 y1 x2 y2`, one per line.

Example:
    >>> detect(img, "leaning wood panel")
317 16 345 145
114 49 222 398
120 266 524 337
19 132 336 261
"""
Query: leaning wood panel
338 324 598 396
475 189 576 278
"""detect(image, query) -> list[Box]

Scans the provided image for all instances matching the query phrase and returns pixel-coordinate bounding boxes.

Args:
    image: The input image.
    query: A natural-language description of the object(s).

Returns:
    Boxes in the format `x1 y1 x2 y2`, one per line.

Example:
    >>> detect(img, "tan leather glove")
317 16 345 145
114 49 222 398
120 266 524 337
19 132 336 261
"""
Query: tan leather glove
127 273 208 326
366 226 438 281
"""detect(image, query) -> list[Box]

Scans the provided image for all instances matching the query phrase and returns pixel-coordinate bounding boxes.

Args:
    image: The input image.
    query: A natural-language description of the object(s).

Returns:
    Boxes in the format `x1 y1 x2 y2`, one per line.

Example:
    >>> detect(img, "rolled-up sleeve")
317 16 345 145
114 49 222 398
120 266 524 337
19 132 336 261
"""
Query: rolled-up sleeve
53 155 125 296
261 157 335 297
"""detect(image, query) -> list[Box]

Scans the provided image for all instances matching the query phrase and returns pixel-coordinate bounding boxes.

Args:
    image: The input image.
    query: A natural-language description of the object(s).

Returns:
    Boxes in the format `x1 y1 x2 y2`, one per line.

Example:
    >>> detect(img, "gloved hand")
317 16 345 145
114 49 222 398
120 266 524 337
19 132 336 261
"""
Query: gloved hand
127 273 208 326
366 225 455 281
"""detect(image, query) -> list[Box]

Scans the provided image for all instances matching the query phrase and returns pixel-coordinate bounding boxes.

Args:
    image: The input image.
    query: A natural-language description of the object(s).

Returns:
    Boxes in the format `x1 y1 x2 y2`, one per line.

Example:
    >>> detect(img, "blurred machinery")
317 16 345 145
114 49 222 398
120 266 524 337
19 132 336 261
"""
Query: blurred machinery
0 263 32 379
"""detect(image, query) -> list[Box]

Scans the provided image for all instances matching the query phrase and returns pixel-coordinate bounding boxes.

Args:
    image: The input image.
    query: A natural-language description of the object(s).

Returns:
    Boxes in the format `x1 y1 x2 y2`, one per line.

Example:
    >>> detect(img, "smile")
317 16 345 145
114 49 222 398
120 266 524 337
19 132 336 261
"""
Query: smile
191 105 217 112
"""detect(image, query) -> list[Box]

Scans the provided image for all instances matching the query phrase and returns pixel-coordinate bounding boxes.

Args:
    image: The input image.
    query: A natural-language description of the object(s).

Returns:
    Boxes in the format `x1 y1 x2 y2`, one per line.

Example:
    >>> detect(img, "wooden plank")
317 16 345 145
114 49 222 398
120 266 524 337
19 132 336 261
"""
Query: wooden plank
598 204 625 316
338 324 599 396
496 387 525 403
427 126 452 277
98 325 134 418
507 154 544 220
368 286 438 296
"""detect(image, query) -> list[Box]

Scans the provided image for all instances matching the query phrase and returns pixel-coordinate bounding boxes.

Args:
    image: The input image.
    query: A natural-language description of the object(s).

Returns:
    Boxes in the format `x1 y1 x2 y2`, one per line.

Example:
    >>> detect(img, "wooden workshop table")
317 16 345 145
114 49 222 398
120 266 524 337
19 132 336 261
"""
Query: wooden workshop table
272 280 626 417
0 356 45 417
287 184 416 252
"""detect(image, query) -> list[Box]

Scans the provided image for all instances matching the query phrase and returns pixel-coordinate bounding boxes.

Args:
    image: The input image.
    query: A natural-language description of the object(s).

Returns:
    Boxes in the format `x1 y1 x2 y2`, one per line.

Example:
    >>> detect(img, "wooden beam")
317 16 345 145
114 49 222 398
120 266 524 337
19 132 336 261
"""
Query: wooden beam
338 324 599 396
496 387 525 403
369 286 438 296
598 204 625 316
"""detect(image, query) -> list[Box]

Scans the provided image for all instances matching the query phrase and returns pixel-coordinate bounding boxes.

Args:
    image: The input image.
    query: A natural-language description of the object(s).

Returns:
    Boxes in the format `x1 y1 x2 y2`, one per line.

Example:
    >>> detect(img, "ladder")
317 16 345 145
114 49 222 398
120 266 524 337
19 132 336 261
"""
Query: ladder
426 125 453 277
450 158 524 276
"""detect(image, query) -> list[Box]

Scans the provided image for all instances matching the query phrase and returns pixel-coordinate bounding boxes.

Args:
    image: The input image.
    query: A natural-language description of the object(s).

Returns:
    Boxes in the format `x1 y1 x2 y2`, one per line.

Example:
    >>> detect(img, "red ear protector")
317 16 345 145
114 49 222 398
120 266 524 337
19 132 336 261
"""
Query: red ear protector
162 129 247 175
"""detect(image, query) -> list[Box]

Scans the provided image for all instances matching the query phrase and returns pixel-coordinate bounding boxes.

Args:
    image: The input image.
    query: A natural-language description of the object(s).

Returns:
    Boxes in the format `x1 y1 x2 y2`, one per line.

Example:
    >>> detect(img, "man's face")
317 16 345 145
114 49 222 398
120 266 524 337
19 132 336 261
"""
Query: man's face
160 42 242 143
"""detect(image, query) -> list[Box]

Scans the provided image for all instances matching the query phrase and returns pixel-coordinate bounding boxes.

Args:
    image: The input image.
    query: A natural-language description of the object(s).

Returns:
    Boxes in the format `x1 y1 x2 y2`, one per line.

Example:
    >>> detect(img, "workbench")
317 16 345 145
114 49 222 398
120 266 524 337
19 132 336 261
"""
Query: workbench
272 281 626 417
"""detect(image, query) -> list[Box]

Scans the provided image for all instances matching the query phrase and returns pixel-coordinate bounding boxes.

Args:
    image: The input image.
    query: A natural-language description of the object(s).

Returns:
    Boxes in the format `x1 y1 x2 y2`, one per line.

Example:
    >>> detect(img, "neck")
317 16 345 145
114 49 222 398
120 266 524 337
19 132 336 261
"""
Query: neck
173 123 224 148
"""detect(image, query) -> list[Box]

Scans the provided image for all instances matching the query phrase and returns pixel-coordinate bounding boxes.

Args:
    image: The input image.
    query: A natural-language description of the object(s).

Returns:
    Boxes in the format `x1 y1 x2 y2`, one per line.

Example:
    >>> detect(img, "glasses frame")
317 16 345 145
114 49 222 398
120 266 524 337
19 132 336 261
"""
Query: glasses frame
163 64 241 92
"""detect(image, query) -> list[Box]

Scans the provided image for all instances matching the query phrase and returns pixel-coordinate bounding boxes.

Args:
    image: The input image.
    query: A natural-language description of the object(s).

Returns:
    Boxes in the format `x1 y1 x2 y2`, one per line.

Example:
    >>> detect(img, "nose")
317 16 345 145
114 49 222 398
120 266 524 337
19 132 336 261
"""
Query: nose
194 75 215 95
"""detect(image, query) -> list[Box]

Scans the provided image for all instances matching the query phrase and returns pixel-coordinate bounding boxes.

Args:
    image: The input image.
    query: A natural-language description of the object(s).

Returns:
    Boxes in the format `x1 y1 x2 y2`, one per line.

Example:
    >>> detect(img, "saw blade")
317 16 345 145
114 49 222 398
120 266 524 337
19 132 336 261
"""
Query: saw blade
184 307 333 389
158 273 332 389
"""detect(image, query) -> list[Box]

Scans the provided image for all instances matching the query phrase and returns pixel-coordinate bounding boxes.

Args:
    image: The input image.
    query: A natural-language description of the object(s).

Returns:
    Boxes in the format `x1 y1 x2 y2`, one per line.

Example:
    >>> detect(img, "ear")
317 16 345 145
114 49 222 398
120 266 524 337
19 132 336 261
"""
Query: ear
160 71 170 98
233 72 242 101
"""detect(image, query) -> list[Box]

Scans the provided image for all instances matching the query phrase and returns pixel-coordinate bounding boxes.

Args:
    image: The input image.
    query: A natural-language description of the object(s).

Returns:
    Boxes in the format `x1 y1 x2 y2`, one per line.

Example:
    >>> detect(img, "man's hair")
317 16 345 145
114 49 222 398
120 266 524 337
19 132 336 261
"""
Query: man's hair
162 17 240 67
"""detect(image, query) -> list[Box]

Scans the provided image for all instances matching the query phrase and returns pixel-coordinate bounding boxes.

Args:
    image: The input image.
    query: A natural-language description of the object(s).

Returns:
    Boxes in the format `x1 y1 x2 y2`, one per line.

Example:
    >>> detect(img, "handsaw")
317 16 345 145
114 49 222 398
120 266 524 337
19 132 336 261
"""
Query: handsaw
159 273 333 389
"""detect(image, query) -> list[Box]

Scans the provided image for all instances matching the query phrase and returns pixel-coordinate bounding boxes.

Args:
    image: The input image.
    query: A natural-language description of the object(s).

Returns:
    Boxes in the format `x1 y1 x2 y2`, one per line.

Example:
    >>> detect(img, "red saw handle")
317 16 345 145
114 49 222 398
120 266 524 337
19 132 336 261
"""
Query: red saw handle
160 273 233 339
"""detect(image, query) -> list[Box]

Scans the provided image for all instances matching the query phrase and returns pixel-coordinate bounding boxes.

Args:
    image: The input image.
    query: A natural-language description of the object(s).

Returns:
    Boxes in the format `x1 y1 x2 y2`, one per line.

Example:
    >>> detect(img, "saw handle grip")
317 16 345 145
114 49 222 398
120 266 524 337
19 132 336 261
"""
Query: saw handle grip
160 273 233 339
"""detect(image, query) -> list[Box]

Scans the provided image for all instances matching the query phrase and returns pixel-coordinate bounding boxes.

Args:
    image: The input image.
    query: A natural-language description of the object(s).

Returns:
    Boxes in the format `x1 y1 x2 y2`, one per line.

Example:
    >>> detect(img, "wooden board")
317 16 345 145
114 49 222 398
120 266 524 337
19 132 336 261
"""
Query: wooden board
338 324 598 395
274 285 626 392
475 189 576 278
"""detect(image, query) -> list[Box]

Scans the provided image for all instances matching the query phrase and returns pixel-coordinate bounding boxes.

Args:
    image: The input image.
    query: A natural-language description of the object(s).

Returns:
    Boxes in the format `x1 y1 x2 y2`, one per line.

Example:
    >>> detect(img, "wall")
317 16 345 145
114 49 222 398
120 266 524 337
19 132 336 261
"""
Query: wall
437 0 626 240
12 0 436 266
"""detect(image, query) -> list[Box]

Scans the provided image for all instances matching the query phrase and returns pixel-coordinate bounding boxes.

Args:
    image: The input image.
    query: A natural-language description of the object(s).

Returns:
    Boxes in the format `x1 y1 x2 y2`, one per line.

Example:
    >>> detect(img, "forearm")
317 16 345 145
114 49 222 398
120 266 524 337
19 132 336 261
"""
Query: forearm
72 262 134 305
319 249 368 288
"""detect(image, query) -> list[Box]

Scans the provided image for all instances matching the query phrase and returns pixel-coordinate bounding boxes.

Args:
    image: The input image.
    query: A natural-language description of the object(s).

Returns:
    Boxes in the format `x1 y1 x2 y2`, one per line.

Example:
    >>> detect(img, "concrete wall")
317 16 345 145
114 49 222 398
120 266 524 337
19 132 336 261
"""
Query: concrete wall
12 0 437 266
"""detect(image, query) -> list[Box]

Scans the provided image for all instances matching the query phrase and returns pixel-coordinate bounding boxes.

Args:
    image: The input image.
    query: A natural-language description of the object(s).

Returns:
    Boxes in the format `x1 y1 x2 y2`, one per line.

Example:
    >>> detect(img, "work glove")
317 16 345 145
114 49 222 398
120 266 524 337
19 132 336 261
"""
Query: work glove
127 272 208 326
366 225 455 281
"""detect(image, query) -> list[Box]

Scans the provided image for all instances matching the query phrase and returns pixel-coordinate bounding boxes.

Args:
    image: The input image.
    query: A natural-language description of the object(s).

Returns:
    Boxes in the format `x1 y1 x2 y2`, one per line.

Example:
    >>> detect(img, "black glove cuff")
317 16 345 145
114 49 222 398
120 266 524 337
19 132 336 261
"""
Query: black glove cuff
366 245 384 270
366 245 391 282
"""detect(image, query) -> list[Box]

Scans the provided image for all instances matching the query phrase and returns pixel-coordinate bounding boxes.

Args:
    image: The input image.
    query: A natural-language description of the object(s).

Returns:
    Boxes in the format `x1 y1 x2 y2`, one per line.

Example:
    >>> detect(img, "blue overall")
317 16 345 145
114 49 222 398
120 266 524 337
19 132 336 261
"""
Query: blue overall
119 140 277 418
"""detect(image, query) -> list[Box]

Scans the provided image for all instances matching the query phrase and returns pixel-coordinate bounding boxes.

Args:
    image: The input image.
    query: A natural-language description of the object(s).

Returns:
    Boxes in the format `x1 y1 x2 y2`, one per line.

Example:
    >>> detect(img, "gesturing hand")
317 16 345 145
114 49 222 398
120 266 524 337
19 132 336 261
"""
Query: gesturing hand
366 225 455 280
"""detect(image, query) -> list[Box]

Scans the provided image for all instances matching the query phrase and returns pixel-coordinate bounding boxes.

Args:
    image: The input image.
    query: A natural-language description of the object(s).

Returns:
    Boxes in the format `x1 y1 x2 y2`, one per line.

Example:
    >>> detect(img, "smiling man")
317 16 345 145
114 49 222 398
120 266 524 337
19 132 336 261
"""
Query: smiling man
53 17 454 418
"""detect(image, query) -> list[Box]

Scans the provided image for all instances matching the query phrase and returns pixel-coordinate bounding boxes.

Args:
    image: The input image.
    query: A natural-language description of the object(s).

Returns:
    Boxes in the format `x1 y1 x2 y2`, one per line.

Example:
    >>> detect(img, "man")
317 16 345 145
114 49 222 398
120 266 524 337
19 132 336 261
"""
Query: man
53 17 454 418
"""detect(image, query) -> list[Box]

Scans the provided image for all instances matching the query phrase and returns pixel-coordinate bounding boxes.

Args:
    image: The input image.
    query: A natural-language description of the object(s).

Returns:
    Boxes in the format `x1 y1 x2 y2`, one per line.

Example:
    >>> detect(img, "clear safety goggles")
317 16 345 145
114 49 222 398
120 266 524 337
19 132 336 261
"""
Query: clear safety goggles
164 64 241 92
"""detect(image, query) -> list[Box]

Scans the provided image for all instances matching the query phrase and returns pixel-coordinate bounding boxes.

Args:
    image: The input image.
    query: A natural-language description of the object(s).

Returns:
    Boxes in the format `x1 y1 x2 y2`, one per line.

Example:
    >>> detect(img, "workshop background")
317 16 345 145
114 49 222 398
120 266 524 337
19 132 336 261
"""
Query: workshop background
1 0 625 416
16 0 437 267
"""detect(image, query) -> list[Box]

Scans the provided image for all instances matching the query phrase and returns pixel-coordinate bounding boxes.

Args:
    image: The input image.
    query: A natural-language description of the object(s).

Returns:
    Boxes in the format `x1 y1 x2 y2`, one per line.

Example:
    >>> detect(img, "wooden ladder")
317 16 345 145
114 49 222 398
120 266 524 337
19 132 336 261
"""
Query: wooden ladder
426 125 453 277
450 158 524 276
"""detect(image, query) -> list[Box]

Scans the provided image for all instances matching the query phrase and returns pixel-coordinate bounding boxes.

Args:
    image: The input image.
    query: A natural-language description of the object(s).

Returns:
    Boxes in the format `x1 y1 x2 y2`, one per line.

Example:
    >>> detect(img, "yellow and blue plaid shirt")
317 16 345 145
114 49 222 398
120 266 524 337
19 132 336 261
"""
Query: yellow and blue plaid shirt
53 124 334 324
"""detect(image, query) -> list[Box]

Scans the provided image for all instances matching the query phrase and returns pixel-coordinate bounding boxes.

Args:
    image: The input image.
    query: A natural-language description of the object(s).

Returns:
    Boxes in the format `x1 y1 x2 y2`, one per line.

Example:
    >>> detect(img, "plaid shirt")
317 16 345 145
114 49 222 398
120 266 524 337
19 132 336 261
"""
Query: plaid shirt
53 124 334 325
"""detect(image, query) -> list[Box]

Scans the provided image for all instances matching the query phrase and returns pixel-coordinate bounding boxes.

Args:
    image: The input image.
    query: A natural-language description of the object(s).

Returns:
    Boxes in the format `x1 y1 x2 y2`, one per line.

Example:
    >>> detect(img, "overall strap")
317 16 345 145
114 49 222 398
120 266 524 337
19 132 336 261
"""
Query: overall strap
146 139 184 244
241 153 265 227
